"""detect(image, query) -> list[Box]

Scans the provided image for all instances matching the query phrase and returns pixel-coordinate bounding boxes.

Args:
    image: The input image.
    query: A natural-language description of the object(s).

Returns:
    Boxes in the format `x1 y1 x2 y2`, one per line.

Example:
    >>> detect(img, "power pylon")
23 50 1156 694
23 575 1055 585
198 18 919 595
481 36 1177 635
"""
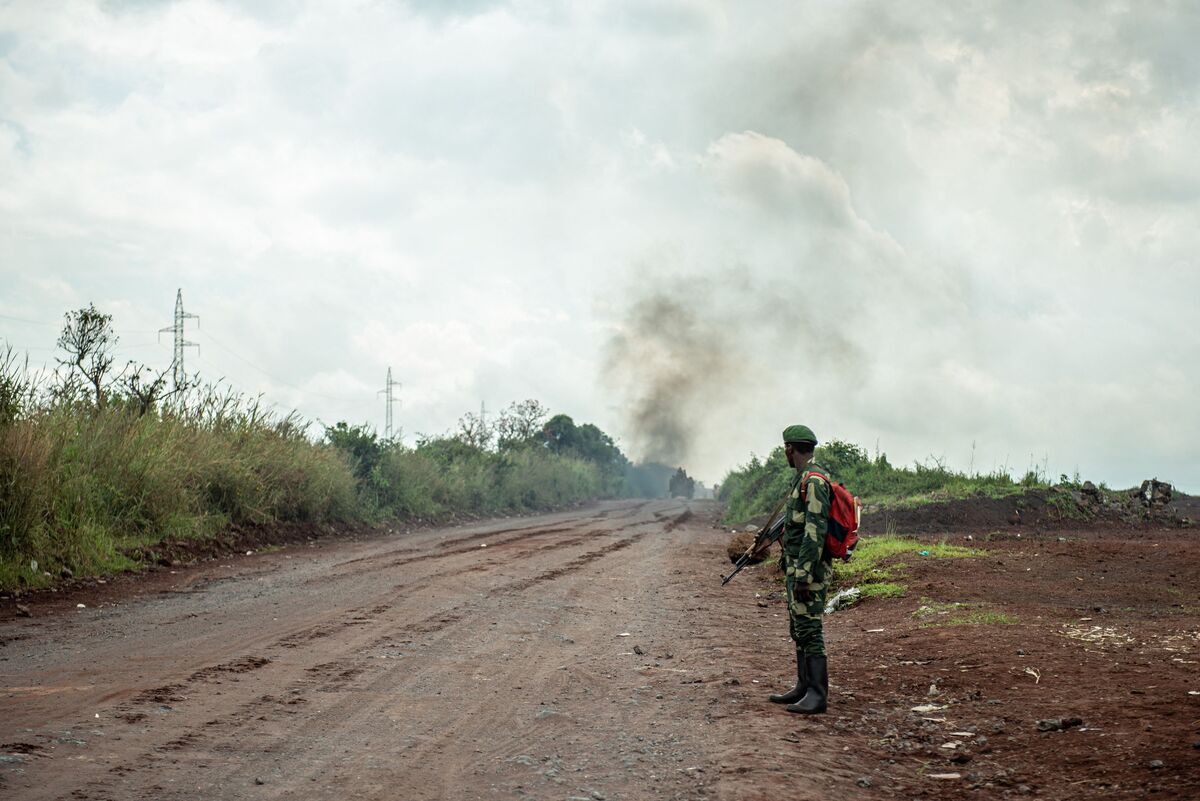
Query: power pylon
378 367 401 439
158 289 198 391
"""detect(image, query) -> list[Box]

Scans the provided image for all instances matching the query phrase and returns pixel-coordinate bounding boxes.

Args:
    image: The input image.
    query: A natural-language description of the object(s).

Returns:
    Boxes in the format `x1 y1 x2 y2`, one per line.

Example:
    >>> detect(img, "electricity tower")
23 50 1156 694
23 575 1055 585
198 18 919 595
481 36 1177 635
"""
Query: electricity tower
378 367 401 439
158 289 198 391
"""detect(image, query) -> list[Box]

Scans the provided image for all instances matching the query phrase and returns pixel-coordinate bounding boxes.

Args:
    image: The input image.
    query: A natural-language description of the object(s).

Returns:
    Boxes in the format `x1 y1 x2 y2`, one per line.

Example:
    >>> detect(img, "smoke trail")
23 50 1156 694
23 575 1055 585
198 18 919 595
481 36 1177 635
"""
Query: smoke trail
602 291 742 465
602 272 862 470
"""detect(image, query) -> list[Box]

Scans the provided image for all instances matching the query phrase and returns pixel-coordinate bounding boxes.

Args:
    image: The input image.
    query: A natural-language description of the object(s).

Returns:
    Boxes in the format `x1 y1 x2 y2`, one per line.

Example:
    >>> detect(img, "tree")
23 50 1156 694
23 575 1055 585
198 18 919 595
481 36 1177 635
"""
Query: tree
541 414 628 471
56 304 118 409
495 399 549 449
324 421 383 480
117 364 175 417
455 410 493 450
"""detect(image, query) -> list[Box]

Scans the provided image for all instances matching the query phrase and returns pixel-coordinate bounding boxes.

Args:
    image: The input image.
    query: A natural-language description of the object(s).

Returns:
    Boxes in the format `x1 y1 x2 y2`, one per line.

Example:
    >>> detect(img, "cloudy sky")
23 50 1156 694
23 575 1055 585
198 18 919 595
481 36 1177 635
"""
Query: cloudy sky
1 0 1197 489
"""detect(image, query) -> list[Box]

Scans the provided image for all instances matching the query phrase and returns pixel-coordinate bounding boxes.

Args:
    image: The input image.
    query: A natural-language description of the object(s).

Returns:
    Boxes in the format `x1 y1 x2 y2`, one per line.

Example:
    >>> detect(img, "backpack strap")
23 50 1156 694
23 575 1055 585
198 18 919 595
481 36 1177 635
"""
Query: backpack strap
799 470 829 500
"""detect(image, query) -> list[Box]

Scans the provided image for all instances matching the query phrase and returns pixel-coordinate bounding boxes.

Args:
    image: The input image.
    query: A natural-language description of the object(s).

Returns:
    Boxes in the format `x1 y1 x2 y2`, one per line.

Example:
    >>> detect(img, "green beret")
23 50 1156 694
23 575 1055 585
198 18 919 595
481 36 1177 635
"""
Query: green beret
782 424 817 445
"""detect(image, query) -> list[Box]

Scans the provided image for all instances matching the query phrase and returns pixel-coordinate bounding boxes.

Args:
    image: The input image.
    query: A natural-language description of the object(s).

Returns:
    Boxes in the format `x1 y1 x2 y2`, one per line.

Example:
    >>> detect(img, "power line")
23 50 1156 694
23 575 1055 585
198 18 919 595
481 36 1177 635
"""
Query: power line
5 299 376 414
0 312 57 326
1 311 163 335
199 328 372 404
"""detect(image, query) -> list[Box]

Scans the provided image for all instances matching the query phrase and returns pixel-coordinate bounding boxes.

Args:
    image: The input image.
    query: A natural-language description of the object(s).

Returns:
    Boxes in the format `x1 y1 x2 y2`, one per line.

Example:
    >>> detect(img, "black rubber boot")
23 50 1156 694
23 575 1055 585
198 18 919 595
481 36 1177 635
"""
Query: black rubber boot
768 650 807 704
786 655 828 714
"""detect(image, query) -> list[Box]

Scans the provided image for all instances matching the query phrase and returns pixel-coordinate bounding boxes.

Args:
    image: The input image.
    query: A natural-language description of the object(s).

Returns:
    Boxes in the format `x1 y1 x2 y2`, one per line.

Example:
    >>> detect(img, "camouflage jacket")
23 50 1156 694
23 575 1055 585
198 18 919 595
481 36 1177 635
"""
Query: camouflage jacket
783 459 832 584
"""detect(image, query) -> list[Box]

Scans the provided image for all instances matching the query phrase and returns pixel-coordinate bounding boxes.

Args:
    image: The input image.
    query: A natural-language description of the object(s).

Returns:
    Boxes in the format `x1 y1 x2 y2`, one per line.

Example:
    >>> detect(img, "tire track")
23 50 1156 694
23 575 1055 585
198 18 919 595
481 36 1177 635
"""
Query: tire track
43 513 666 801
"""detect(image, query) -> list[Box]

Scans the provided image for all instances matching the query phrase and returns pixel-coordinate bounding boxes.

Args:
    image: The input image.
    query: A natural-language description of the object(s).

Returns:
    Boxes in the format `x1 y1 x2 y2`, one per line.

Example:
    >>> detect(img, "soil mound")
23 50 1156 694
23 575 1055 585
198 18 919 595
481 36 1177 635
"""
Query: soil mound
864 485 1195 535
726 531 762 564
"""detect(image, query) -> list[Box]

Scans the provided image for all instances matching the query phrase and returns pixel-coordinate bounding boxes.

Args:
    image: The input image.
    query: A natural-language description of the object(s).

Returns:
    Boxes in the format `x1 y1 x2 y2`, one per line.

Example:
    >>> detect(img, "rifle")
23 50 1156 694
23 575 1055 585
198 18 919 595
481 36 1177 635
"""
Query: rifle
721 495 788 586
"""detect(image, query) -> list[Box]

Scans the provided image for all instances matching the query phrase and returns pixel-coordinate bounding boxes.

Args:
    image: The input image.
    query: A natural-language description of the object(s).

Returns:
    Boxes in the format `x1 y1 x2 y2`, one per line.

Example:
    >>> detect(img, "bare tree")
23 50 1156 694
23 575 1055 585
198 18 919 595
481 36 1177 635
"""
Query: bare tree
56 304 118 410
118 363 176 417
495 399 549 448
456 411 493 450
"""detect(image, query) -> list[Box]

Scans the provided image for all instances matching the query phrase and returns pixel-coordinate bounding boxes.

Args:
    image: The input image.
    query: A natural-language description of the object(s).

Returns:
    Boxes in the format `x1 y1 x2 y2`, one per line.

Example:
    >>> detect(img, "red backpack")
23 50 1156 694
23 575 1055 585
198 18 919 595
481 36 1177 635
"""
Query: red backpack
801 470 861 561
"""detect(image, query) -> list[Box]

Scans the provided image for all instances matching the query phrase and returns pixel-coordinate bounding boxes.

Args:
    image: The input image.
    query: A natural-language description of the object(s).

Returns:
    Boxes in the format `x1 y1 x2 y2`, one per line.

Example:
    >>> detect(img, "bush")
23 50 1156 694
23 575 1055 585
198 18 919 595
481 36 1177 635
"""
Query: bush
0 394 361 588
348 437 613 521
1 305 634 590
719 439 1035 524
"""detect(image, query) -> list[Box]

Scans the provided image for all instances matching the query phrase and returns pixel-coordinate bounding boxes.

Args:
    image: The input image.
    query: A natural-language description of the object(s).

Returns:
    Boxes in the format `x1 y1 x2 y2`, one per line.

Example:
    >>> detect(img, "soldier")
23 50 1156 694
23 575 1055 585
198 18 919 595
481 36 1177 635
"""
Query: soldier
767 424 832 714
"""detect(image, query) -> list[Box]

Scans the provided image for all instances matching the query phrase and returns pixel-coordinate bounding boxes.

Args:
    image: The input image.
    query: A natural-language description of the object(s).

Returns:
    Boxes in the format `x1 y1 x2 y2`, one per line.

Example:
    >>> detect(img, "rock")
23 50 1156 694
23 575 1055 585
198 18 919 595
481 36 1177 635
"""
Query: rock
60 567 74 579
856 777 872 788
1035 717 1082 732
1149 759 1164 770
15 603 32 618
254 778 264 785
950 752 973 764
633 645 644 655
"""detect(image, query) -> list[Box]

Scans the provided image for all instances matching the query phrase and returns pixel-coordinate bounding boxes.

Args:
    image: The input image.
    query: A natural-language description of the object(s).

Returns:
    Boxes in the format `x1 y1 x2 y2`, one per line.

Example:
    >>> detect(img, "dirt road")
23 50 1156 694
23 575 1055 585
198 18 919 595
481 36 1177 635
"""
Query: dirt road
4 500 1199 800
0 501 849 801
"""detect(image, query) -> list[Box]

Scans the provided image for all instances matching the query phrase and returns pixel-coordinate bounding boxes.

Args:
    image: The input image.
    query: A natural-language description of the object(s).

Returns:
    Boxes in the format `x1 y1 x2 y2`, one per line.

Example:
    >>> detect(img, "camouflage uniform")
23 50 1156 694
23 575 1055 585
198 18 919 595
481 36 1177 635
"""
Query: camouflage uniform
782 459 832 657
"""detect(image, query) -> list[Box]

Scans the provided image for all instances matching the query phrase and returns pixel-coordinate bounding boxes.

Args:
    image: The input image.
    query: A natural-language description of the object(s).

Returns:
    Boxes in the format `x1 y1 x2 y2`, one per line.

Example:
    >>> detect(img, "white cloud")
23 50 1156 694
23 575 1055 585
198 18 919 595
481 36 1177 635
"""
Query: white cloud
1 0 1198 489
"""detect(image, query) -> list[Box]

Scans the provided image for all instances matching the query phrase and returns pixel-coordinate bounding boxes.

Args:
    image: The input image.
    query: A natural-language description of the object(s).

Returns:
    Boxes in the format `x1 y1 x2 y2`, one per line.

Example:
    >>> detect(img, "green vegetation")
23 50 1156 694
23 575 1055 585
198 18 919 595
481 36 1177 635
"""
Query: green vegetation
913 599 1018 627
827 532 983 602
0 309 643 591
857 582 907 600
0 386 357 589
324 409 627 522
719 440 1039 523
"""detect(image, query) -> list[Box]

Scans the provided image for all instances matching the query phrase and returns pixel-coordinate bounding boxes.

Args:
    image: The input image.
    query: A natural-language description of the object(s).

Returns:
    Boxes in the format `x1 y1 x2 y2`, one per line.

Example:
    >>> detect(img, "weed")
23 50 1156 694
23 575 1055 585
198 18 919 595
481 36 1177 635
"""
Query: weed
858 582 907 600
913 599 1017 627
719 439 1043 522
827 534 984 605
1045 487 1094 521
0 384 627 590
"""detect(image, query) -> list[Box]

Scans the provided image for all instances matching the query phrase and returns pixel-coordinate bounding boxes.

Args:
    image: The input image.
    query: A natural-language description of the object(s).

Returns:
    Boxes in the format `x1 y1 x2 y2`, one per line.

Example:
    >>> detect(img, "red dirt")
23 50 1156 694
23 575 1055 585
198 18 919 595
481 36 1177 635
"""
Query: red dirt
1 499 1197 800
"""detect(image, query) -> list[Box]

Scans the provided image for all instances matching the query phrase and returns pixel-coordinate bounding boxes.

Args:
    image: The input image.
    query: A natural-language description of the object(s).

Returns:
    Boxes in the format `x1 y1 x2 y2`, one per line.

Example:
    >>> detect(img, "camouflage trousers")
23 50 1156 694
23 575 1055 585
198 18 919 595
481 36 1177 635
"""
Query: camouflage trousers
783 554 828 656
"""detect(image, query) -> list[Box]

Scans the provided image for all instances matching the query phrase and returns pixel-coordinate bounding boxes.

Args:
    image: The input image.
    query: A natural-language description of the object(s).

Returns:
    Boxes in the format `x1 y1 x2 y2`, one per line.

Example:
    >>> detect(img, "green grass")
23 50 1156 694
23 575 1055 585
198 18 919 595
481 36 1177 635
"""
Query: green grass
719 440 1044 523
913 599 1018 627
0 391 629 591
833 533 982 586
0 401 360 589
1044 486 1095 520
858 582 908 600
818 533 984 610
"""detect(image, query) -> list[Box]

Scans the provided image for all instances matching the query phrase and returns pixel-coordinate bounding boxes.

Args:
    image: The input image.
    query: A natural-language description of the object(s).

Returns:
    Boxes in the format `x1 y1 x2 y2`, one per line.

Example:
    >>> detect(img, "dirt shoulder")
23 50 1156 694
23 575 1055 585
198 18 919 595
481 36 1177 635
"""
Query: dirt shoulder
727 515 1200 800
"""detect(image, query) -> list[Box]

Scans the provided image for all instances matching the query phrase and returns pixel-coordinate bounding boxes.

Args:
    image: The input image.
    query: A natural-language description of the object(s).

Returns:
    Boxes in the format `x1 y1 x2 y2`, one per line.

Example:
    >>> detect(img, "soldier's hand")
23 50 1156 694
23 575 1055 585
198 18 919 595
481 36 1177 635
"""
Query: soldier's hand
797 586 813 602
